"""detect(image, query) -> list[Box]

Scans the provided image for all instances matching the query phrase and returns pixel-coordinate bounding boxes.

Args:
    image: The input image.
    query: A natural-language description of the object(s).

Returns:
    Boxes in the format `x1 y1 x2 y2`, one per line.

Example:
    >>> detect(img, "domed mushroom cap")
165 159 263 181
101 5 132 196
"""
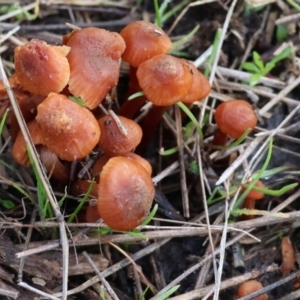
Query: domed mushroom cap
98 115 142 156
237 280 268 300
181 61 211 103
124 153 152 176
136 54 193 106
64 27 125 109
120 21 172 67
97 156 155 231
242 180 265 200
36 93 100 161
14 39 70 95
214 99 257 139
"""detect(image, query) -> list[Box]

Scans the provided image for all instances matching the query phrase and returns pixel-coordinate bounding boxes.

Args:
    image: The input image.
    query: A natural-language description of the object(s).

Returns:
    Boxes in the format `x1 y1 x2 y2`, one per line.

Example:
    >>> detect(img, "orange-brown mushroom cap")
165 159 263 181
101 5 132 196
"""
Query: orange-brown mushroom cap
181 61 211 103
36 93 100 161
124 153 152 176
242 180 265 200
98 115 142 156
12 119 45 167
136 54 193 106
237 280 268 300
64 27 125 109
97 156 154 231
214 99 257 139
120 21 172 67
14 39 70 96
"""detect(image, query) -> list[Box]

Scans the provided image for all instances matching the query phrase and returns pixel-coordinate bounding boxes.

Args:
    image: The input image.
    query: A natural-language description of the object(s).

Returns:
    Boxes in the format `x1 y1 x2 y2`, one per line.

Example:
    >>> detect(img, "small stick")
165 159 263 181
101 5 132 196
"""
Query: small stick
175 106 189 217
238 269 300 300
18 282 60 300
82 251 120 300
108 109 128 137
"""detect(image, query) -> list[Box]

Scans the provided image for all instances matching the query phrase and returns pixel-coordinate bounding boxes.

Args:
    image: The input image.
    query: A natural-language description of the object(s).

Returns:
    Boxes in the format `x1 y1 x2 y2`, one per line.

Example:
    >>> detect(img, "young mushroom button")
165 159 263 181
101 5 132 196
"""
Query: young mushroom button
237 280 268 300
214 99 257 139
97 115 142 156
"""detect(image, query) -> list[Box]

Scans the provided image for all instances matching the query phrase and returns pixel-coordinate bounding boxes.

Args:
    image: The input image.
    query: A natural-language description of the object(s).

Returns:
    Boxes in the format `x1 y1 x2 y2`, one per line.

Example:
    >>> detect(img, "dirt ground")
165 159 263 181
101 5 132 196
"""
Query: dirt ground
1 0 300 299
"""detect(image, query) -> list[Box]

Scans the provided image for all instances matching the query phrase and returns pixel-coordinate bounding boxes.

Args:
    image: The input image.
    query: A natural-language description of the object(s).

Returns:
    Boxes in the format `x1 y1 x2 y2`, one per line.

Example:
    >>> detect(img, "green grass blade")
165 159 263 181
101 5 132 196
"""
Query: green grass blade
205 28 222 77
233 138 273 210
156 285 180 300
176 101 203 146
171 25 199 51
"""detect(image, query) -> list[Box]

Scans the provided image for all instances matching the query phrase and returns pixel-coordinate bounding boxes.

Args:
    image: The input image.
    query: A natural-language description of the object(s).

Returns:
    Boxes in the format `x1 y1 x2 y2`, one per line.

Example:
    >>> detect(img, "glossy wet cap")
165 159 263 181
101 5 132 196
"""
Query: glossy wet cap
120 20 172 67
14 39 70 95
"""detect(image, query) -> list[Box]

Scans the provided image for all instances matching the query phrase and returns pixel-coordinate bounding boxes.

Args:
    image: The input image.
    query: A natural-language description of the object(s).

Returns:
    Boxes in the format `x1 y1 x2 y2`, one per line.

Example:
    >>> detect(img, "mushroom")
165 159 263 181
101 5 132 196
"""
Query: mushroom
237 280 268 300
241 180 265 221
281 236 296 276
12 119 45 167
136 55 211 153
120 20 172 68
63 27 125 109
136 54 193 106
14 39 70 95
119 21 172 119
12 120 70 182
214 99 257 139
97 156 154 231
97 114 142 156
35 92 100 161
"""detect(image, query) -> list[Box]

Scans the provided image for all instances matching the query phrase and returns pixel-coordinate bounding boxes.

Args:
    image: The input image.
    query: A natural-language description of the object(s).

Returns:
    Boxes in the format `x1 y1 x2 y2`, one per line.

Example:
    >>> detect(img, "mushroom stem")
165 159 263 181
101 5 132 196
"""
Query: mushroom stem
136 105 167 154
118 67 146 119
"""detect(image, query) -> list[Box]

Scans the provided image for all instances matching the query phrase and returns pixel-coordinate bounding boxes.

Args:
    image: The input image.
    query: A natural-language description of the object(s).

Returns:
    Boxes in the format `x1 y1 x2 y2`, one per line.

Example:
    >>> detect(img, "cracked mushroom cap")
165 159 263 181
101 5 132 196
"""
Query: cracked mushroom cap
120 20 172 67
36 93 100 161
136 54 193 106
14 39 70 95
64 27 125 109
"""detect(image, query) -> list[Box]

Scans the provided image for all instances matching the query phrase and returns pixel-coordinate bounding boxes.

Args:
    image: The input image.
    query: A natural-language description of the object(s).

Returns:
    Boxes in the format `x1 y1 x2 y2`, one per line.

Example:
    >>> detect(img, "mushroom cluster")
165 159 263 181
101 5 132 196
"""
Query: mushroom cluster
2 19 258 231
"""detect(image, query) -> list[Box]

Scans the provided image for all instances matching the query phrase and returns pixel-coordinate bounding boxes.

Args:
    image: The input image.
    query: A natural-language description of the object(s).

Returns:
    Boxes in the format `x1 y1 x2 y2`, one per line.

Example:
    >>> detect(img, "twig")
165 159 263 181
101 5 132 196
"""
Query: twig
259 76 300 116
0 288 19 299
53 238 170 298
216 66 286 88
18 282 60 300
82 251 120 300
169 264 279 300
175 106 189 217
